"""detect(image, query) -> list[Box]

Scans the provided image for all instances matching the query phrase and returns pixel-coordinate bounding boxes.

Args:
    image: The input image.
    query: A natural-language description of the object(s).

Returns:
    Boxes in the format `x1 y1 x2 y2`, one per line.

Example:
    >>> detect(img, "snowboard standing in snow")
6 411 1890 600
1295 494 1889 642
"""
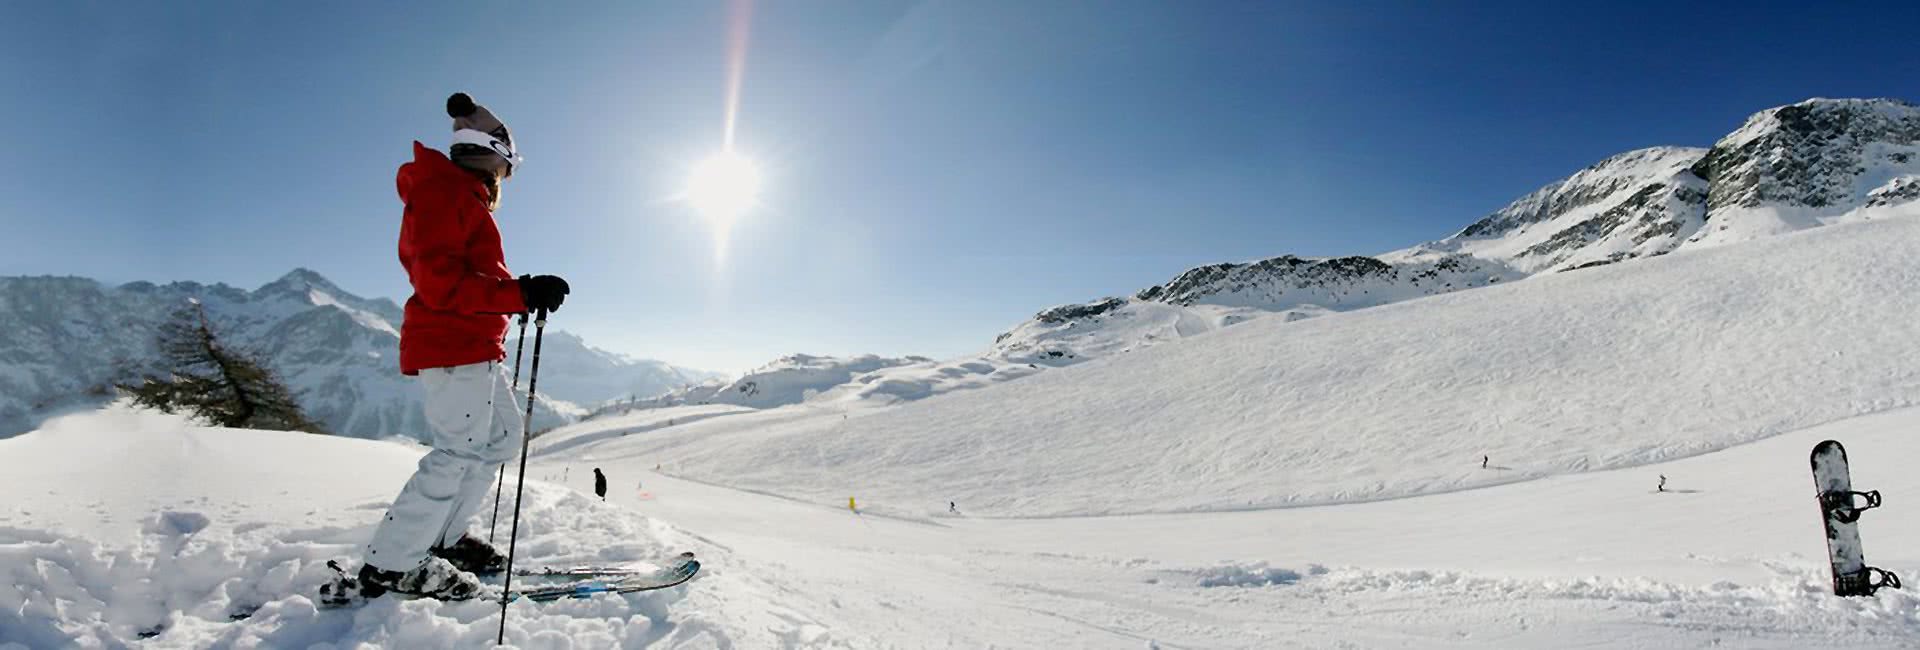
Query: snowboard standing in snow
1809 440 1900 597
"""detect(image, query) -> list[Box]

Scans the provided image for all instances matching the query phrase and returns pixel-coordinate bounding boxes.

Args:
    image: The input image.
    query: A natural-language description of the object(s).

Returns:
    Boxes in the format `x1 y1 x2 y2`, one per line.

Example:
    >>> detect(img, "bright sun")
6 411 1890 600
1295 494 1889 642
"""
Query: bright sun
685 150 762 223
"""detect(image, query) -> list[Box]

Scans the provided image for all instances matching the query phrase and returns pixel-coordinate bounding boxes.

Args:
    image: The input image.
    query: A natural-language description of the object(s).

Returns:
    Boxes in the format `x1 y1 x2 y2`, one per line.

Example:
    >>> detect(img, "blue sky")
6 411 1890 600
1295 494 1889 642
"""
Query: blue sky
4 1 1917 372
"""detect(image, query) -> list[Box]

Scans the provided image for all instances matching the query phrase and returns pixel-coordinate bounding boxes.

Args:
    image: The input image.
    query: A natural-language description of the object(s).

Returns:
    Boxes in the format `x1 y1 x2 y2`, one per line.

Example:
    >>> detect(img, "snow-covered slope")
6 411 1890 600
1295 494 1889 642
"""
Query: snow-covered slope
510 330 723 407
537 408 1920 648
580 207 1920 517
0 269 711 438
13 401 1920 648
615 353 932 412
596 350 1087 417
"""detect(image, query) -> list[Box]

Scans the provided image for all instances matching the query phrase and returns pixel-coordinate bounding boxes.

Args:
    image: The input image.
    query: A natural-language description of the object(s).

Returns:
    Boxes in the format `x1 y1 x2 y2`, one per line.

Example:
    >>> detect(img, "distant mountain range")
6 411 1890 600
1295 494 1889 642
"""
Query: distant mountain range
992 97 1920 363
0 269 720 438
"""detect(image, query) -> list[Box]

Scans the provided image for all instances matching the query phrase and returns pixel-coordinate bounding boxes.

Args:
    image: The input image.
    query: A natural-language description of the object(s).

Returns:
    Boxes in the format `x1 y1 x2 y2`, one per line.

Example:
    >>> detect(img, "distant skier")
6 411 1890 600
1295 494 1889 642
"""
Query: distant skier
359 93 571 601
949 501 958 514
1481 455 1489 469
594 468 608 501
1658 475 1667 493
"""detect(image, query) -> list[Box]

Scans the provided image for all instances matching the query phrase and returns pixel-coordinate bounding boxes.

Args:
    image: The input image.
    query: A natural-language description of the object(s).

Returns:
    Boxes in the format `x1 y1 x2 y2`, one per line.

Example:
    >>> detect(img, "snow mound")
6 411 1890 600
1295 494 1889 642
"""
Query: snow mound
1187 562 1325 588
0 407 814 649
0 490 716 648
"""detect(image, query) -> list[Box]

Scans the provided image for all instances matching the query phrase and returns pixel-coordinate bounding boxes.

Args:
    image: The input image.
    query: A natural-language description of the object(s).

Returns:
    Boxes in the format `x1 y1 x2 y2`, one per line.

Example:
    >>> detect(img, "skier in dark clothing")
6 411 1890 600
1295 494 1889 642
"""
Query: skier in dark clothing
594 468 608 501
1658 475 1667 492
1481 455 1489 469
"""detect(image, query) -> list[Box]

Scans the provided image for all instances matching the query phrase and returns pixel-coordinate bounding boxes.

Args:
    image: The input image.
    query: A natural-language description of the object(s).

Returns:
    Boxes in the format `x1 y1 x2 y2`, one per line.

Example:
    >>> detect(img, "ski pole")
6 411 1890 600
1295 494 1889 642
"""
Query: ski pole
489 312 529 544
498 308 547 645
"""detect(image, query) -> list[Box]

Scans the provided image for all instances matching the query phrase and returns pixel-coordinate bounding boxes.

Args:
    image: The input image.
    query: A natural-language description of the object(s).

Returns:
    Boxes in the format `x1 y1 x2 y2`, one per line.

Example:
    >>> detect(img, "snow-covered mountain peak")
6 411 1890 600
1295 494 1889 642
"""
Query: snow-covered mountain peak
258 267 342 295
0 270 713 438
249 268 404 328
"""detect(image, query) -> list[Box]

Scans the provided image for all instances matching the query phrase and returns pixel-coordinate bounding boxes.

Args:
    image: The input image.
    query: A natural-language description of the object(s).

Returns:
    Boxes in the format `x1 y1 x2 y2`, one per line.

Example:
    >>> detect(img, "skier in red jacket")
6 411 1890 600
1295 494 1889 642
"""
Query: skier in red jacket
358 93 570 600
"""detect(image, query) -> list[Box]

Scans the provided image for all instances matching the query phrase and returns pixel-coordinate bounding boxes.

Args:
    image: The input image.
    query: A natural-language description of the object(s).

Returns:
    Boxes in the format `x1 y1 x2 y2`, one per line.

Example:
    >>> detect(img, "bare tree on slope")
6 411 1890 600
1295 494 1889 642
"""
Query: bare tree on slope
121 299 326 433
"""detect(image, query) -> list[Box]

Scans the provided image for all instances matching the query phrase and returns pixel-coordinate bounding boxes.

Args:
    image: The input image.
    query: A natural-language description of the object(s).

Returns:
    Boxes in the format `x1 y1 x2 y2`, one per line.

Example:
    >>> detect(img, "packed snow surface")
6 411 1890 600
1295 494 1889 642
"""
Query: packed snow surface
11 401 1920 648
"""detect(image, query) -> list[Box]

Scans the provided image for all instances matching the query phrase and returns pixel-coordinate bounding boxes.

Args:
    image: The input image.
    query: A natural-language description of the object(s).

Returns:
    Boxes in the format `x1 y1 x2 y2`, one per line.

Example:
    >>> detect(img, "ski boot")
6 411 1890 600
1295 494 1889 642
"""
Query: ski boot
432 534 509 574
318 560 366 608
357 556 485 601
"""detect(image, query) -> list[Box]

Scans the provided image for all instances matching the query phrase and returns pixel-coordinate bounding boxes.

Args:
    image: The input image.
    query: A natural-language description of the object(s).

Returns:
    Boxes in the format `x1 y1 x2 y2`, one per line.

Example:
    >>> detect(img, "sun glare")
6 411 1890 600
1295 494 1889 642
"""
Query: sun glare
686 151 762 223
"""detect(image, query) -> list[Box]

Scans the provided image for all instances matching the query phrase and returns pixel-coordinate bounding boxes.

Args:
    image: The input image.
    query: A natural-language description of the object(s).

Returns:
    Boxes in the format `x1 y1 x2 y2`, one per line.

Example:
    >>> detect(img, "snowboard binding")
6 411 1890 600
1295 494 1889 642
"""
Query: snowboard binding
1835 566 1902 597
1820 489 1881 524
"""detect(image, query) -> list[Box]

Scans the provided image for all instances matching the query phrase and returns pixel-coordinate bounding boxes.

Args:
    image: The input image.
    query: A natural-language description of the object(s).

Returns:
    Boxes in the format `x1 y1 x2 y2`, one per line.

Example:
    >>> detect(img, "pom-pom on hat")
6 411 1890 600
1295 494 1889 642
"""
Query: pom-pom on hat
446 92 521 175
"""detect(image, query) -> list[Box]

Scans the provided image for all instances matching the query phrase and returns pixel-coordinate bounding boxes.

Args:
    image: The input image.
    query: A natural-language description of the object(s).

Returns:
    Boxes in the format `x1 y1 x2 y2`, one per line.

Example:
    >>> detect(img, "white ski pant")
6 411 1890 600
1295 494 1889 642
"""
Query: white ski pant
365 360 523 572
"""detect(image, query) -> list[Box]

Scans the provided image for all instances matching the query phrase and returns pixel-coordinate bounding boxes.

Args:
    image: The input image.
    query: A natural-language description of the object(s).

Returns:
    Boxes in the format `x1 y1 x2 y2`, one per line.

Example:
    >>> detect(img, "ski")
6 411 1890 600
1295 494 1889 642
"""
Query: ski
318 554 701 609
511 558 700 602
1809 440 1900 597
515 552 697 578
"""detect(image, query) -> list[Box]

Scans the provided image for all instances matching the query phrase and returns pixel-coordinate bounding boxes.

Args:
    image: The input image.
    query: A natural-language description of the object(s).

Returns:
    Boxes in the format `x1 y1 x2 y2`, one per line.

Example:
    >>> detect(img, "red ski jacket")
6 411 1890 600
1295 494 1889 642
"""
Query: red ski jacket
394 141 526 374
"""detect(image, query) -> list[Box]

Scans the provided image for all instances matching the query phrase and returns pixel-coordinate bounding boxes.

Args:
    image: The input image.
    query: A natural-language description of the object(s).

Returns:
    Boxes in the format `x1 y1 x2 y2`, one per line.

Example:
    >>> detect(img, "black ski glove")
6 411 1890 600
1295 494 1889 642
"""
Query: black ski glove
517 274 570 313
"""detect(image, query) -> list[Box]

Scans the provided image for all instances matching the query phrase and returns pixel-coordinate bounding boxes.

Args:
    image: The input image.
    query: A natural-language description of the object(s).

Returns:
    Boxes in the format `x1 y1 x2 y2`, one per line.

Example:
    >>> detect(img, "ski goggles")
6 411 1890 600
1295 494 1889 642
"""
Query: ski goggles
451 128 524 172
